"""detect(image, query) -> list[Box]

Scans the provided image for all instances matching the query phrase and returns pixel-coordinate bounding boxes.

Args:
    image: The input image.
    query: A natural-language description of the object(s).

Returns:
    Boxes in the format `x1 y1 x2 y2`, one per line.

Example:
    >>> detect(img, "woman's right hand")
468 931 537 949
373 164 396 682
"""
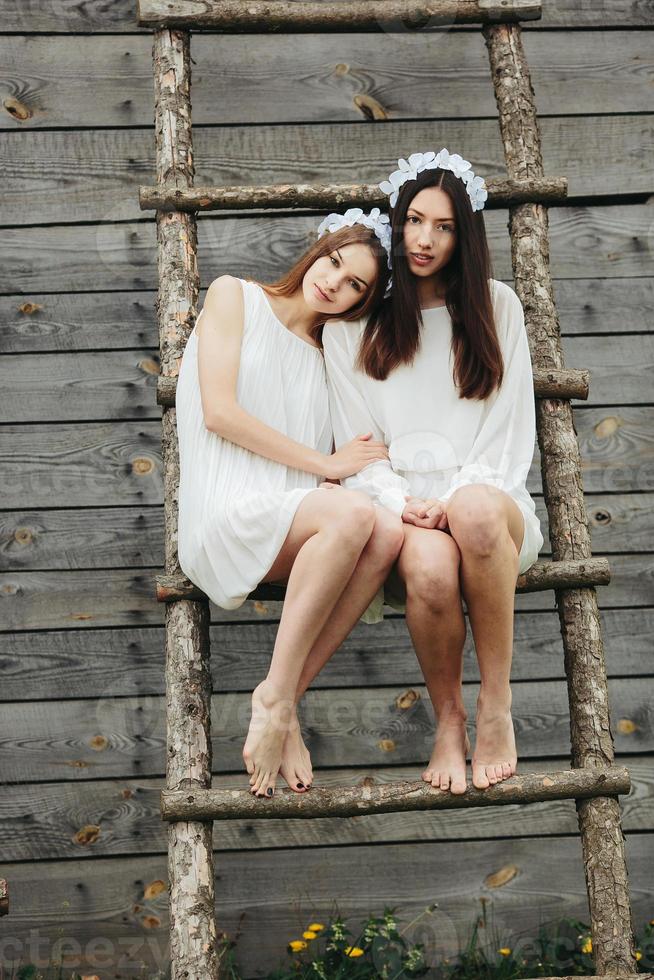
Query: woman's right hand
325 433 390 480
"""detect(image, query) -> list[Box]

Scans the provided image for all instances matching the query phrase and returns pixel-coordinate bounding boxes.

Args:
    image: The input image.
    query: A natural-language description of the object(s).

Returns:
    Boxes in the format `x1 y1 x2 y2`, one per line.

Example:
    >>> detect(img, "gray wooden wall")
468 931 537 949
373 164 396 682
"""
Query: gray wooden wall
1 1 653 977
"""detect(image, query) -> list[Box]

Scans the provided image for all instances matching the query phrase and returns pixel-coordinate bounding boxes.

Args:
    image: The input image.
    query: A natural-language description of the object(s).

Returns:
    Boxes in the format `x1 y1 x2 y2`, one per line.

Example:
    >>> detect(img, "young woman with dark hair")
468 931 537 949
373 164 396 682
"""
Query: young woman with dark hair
175 212 404 800
298 151 544 797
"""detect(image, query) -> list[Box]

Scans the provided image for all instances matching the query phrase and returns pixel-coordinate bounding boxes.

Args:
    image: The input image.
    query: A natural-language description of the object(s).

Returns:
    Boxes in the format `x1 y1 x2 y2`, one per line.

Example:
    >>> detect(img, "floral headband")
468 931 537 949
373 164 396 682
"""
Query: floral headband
316 207 392 270
379 148 488 212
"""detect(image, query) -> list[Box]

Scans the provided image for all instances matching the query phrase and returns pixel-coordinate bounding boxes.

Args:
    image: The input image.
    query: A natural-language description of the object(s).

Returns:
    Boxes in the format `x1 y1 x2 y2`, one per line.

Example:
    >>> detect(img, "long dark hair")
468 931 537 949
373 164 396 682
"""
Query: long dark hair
254 224 391 348
356 167 504 399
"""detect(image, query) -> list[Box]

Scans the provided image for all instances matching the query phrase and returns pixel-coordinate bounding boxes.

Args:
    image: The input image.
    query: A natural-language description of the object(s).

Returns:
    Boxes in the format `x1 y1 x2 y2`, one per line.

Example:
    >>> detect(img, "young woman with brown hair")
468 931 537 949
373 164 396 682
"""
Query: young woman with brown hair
175 210 404 800
299 151 544 797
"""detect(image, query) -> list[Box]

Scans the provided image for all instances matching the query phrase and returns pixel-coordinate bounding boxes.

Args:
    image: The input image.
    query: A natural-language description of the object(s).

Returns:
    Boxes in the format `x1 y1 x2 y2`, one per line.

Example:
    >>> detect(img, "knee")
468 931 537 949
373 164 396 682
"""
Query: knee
366 509 405 567
446 486 506 556
403 546 461 612
328 490 376 547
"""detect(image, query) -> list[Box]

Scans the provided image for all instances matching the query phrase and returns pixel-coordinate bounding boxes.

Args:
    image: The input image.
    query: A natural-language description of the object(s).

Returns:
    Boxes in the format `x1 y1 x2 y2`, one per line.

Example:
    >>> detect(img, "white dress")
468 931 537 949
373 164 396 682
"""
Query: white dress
323 277 544 623
175 277 333 610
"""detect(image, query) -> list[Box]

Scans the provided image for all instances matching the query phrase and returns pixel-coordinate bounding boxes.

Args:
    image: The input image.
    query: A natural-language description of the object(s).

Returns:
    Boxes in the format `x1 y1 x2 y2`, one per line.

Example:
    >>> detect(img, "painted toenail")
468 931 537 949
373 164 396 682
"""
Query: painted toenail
297 782 304 788
267 787 273 796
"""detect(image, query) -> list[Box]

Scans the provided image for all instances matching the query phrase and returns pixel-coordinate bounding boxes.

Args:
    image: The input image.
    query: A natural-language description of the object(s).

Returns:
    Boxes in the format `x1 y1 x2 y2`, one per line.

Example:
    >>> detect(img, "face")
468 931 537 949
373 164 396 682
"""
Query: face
303 242 378 316
402 186 457 278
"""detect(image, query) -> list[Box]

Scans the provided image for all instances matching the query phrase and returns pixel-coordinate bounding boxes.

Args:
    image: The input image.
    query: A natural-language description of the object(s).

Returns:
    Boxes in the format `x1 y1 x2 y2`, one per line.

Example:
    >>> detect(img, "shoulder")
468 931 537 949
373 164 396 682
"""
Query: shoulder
206 274 245 303
323 314 367 354
199 275 246 339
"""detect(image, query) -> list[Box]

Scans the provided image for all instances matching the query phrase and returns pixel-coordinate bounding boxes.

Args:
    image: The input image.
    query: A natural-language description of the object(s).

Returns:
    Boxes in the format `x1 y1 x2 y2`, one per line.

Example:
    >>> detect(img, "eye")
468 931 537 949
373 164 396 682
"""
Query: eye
330 255 339 266
349 279 362 292
408 215 420 224
439 224 454 233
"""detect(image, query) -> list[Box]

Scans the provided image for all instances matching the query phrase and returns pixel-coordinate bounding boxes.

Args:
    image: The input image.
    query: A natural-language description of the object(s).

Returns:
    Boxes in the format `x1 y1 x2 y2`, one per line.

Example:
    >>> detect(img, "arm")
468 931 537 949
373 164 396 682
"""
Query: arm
439 282 537 503
196 275 329 477
323 320 411 516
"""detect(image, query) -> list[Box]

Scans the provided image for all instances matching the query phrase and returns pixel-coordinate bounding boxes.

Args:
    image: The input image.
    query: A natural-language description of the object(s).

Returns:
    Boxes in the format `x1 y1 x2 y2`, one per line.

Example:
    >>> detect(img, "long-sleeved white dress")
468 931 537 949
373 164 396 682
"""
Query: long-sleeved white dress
175 277 333 610
323 277 544 623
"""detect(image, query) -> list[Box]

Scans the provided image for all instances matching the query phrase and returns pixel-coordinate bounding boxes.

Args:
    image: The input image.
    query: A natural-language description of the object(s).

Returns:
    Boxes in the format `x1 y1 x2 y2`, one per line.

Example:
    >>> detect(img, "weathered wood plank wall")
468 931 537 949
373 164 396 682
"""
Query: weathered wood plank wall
0 1 652 976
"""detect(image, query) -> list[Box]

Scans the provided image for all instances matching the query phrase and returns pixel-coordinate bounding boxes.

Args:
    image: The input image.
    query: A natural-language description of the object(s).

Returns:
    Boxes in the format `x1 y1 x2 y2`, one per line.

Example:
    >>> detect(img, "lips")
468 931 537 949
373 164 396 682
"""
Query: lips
314 282 330 302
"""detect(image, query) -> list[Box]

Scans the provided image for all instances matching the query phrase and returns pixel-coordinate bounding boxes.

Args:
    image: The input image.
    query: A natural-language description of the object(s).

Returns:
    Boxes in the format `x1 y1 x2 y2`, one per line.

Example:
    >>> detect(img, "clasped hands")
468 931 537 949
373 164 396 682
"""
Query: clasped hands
401 495 449 531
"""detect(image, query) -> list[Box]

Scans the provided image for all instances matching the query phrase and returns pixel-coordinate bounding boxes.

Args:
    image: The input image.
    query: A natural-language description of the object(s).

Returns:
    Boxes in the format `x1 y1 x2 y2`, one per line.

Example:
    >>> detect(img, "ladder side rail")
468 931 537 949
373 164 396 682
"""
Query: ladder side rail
483 22 636 975
152 27 221 980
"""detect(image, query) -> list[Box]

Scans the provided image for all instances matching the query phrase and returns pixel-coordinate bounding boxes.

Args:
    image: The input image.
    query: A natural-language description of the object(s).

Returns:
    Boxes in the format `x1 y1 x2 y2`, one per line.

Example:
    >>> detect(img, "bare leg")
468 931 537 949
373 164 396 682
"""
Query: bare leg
243 488 375 798
272 502 404 792
294 505 404 699
396 525 470 795
445 484 524 790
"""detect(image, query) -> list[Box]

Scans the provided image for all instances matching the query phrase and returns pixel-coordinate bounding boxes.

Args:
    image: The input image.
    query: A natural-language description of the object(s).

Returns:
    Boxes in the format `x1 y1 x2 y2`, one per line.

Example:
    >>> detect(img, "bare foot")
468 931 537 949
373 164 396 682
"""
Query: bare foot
471 688 517 789
422 712 470 795
242 679 296 798
279 710 313 793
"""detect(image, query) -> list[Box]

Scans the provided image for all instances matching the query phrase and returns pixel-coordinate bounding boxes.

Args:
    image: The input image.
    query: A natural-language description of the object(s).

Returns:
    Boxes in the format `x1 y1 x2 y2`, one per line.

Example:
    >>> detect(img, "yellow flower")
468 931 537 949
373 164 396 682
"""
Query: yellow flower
288 940 308 952
308 923 325 931
498 948 512 957
344 946 364 957
303 931 318 940
649 919 654 927
634 951 642 961
581 938 593 954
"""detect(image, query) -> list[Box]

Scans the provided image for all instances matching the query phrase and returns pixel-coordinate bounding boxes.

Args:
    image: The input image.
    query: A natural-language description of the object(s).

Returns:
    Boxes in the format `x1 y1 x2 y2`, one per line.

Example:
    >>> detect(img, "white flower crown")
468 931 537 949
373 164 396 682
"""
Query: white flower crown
379 148 488 212
316 206 393 270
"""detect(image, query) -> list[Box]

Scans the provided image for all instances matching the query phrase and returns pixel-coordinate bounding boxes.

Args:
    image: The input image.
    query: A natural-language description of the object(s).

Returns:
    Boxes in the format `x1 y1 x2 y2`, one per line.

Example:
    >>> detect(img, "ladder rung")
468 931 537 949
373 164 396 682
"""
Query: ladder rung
140 177 567 214
160 764 630 821
157 367 588 407
137 0 542 32
156 556 610 603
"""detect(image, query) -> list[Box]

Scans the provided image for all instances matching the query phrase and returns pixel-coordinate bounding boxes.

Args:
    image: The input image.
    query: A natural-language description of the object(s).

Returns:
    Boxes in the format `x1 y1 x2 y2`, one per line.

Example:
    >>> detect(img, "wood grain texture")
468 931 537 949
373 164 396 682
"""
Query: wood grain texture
1 754 652 861
2 279 650 354
2 203 653 295
1 32 653 131
2 406 653 510
1 605 652 703
0 678 650 784
3 116 653 227
0 834 653 978
7 491 652 572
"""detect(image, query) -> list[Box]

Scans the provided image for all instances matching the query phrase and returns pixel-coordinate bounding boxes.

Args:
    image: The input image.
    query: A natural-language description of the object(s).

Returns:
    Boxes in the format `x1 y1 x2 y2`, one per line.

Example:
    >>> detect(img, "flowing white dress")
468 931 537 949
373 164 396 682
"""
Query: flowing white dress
323 277 544 623
175 277 333 610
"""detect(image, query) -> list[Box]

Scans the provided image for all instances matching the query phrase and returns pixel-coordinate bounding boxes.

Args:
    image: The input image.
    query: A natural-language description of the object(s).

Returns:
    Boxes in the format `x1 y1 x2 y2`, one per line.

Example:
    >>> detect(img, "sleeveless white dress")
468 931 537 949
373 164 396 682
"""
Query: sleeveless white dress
175 277 333 610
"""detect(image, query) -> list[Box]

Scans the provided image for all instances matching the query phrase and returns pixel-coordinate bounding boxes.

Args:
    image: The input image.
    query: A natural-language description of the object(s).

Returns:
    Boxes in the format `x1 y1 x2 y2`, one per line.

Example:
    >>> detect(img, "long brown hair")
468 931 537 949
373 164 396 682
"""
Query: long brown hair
357 167 504 400
251 223 391 348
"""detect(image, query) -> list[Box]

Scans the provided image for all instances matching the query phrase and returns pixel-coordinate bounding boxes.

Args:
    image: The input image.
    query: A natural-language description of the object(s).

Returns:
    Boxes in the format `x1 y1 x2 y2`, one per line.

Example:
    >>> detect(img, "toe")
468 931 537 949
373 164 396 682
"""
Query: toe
501 762 512 779
486 765 498 784
439 772 451 791
422 768 433 782
472 763 490 789
251 771 264 796
451 775 467 795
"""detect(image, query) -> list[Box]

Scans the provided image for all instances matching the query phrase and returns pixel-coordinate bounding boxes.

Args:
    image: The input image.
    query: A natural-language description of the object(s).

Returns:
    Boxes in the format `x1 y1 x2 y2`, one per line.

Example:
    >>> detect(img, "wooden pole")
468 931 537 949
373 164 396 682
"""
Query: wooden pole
138 0 542 32
152 28 222 979
139 176 567 213
161 764 631 821
484 22 637 975
156 366 588 408
155 556 611 604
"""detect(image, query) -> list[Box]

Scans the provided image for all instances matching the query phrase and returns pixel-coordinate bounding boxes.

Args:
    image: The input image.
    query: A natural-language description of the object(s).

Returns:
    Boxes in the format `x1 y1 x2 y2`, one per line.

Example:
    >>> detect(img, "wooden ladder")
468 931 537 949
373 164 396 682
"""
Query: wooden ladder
136 3 639 977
